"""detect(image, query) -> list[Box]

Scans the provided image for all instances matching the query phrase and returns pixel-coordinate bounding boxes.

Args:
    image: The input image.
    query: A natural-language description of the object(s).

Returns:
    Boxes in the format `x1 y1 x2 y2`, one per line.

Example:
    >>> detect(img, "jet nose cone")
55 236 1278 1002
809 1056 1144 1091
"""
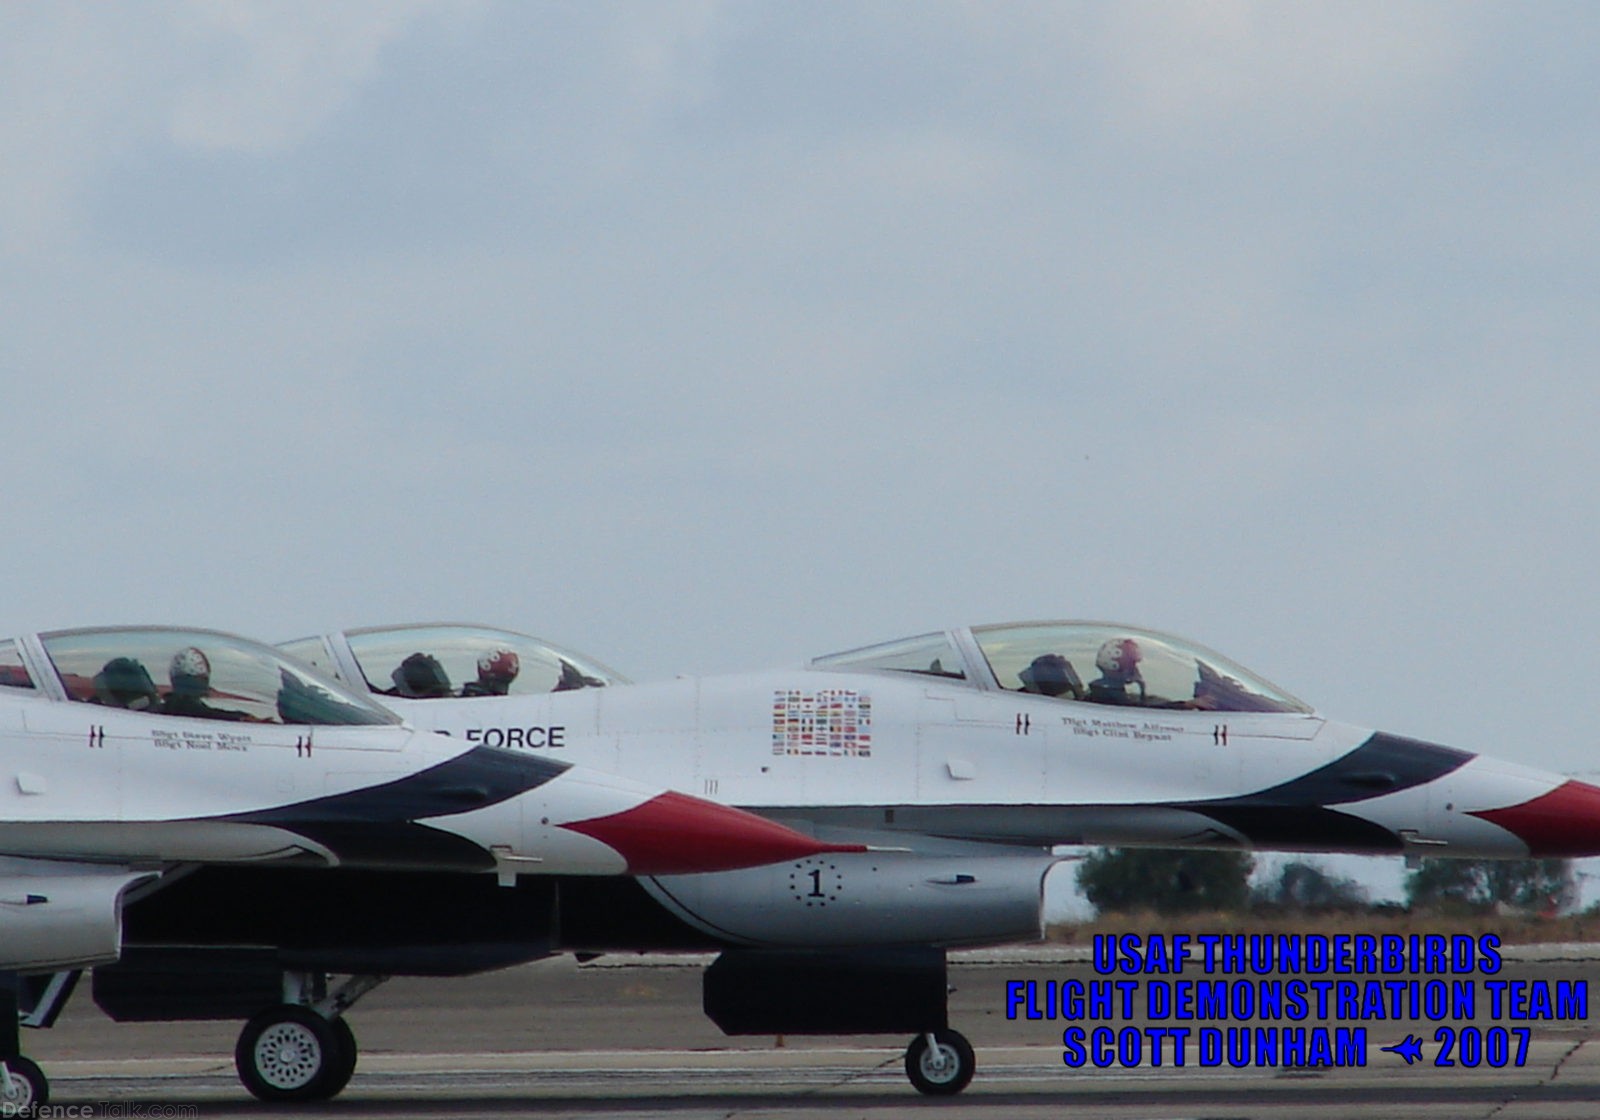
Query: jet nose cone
560 791 864 875
1470 779 1600 857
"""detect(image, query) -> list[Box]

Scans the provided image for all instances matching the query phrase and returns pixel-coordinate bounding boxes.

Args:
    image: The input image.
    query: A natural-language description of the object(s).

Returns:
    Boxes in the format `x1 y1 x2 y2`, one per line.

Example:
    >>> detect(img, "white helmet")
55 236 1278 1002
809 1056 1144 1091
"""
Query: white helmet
170 646 211 682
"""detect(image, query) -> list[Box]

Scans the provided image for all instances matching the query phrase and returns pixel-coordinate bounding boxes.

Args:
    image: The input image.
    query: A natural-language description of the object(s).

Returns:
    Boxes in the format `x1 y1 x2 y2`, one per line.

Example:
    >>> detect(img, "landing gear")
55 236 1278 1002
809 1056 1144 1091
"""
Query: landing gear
703 948 973 1096
233 972 382 1102
322 1015 358 1098
904 1028 975 1095
0 970 59 1115
235 1006 347 1102
0 1056 46 1114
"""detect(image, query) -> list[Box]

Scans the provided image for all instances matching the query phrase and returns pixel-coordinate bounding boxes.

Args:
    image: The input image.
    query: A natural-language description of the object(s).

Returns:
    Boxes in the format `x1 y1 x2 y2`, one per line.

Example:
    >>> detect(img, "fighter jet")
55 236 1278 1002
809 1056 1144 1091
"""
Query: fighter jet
249 620 1600 1095
0 626 859 1108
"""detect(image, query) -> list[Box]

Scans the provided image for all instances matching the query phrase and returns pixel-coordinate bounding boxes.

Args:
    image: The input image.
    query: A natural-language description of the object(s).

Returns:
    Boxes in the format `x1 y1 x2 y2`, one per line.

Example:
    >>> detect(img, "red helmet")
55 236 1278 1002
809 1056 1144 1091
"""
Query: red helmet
1095 637 1142 682
478 648 520 683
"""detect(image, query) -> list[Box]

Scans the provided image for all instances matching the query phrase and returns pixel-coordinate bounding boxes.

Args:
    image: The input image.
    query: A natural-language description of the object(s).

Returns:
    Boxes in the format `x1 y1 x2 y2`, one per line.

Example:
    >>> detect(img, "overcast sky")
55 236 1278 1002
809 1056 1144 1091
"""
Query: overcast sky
5 4 1599 898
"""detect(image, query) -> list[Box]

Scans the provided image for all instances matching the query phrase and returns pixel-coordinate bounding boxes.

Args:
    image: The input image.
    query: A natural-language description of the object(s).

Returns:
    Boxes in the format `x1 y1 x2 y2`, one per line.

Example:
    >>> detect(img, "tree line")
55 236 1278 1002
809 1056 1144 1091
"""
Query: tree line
1074 848 1576 917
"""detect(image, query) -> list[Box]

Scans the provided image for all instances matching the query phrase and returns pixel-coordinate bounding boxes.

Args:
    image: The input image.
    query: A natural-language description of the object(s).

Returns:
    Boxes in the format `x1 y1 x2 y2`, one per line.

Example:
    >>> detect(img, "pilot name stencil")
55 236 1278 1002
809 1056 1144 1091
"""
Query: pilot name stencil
1062 716 1181 743
150 728 251 752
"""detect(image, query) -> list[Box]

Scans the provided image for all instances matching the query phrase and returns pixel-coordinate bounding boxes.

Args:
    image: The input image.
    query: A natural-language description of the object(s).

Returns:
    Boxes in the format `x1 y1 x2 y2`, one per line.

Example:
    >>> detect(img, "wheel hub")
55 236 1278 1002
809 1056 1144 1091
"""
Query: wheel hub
0 1068 34 1108
920 1045 957 1081
255 1023 322 1090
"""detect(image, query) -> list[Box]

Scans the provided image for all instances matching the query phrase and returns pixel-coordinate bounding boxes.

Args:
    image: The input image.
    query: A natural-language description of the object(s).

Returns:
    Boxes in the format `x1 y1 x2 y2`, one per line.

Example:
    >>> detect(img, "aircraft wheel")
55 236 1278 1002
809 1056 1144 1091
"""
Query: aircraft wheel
0 1055 47 1114
312 1015 359 1100
235 1005 345 1102
904 1028 975 1096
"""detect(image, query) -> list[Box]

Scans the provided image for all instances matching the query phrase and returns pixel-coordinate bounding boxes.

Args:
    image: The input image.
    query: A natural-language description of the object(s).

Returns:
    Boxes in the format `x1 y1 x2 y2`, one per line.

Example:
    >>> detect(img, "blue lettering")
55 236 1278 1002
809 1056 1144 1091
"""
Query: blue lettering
1147 980 1169 1019
1062 1026 1087 1067
1006 980 1027 1020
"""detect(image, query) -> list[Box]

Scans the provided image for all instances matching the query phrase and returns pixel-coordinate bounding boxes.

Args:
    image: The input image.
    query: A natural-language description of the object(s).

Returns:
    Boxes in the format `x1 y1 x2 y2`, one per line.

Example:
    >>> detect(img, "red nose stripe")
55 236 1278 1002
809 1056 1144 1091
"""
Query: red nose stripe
561 791 864 875
1469 780 1600 857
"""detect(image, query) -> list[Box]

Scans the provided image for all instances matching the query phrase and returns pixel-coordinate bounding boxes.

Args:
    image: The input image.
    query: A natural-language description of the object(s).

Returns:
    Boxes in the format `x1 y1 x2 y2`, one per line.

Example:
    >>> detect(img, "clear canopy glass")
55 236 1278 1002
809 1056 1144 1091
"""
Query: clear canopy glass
813 622 1310 714
0 641 34 690
811 632 967 680
339 624 627 700
40 628 397 726
973 622 1309 713
277 636 343 682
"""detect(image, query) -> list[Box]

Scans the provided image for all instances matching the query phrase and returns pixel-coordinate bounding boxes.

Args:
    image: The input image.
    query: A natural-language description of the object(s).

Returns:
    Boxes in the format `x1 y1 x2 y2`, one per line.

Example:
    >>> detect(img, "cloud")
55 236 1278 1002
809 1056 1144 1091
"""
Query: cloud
1081 2 1475 145
166 0 467 155
0 1 466 255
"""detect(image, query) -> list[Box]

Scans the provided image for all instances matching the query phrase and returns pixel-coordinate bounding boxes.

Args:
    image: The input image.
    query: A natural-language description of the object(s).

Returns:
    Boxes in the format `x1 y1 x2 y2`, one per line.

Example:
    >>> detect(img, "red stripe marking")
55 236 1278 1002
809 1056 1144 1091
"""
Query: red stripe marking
1469 779 1600 857
561 791 864 875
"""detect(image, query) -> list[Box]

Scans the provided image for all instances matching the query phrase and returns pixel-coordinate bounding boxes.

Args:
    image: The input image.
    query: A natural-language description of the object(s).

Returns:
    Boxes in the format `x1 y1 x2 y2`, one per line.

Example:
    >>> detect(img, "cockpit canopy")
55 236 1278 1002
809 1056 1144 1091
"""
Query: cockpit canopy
31 627 398 725
0 641 35 691
280 624 628 701
814 622 1310 714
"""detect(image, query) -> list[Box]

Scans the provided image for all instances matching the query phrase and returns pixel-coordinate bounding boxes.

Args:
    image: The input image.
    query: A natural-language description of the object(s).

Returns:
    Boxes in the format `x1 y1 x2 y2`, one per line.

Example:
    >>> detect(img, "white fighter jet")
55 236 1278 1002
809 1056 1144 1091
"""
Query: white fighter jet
249 620 1600 1096
0 626 859 1108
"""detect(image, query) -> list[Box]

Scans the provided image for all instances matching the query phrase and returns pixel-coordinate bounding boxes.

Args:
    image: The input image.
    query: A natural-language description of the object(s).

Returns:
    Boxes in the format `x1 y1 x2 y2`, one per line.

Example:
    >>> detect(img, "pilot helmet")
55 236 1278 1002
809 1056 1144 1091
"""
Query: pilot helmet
1024 653 1078 698
477 647 520 684
1095 637 1143 683
169 646 212 696
95 657 159 711
392 652 452 698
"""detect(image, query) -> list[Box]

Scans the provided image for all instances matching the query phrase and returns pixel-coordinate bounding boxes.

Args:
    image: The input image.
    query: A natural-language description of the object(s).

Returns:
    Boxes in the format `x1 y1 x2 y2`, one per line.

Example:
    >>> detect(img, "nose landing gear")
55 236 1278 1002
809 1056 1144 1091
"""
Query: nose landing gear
904 1028 975 1095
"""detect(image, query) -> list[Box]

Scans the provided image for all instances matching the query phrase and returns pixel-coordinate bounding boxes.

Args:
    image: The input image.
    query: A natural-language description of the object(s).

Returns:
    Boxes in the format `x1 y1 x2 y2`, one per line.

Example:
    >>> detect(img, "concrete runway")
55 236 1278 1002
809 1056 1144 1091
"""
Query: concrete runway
23 946 1600 1119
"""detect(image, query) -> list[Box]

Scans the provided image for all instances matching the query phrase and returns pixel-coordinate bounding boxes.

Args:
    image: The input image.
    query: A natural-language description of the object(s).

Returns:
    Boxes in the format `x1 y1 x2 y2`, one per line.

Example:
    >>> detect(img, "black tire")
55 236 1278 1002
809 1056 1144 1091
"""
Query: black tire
904 1028 975 1095
235 1005 343 1102
310 1015 358 1101
0 1055 46 1114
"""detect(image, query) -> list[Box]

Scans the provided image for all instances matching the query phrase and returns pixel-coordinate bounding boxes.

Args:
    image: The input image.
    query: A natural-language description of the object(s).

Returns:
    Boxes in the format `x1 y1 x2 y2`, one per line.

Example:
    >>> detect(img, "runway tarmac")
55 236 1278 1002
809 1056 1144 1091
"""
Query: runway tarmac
23 946 1600 1119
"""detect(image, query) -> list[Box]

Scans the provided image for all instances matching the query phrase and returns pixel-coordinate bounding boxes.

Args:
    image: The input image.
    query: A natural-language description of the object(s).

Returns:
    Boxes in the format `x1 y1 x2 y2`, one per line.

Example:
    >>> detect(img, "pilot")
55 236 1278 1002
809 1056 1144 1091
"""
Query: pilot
462 648 520 697
1018 653 1082 699
92 657 159 711
163 646 251 721
1087 637 1145 706
390 652 452 699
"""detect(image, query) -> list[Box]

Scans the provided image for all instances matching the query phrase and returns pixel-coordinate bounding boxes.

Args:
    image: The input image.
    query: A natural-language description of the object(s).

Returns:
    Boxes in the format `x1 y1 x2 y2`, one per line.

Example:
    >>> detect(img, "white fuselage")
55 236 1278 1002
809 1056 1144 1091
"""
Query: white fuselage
389 668 1559 860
